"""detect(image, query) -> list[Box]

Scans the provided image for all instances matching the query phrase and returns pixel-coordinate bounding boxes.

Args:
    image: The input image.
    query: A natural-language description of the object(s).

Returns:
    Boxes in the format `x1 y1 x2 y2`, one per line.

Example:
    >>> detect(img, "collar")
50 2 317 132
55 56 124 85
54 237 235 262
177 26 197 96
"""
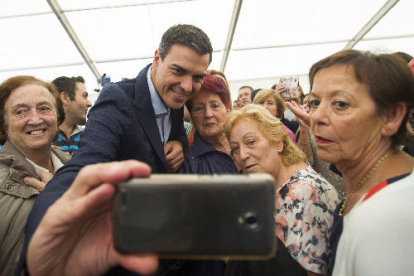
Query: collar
58 125 82 139
26 152 65 174
72 125 82 135
190 132 220 158
147 65 170 116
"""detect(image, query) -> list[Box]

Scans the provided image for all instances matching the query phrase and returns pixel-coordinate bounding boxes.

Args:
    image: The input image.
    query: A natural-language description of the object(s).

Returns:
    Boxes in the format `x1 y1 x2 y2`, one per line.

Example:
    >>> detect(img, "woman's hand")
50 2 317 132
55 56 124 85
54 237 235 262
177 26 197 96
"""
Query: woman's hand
286 101 310 127
24 171 54 191
275 83 286 97
27 160 159 276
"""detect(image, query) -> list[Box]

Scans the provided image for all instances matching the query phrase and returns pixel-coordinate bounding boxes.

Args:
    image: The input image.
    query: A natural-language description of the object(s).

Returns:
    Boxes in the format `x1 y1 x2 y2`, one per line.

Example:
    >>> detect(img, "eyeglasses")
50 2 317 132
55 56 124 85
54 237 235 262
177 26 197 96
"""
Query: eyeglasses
193 102 223 114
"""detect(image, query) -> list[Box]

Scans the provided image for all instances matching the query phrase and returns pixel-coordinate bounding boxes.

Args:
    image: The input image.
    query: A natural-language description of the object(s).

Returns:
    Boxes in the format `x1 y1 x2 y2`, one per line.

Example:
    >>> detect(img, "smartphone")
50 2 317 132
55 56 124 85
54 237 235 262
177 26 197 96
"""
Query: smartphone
279 76 299 99
112 173 276 260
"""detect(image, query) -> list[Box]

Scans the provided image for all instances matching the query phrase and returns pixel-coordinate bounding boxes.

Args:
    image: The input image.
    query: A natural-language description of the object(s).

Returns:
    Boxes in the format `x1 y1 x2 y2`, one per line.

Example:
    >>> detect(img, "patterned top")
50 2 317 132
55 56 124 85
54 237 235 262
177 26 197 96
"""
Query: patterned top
275 165 339 275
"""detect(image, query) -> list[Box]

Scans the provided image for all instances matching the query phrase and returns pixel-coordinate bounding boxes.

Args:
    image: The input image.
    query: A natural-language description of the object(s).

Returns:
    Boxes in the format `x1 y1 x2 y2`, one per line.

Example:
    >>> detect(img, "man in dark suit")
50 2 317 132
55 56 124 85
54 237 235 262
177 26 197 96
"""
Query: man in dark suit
20 24 212 276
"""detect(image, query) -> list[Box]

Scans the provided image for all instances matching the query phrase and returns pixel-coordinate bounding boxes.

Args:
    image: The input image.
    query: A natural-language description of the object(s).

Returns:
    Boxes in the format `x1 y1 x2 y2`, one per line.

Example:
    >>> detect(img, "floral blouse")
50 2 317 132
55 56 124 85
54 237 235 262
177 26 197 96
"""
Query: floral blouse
275 165 339 275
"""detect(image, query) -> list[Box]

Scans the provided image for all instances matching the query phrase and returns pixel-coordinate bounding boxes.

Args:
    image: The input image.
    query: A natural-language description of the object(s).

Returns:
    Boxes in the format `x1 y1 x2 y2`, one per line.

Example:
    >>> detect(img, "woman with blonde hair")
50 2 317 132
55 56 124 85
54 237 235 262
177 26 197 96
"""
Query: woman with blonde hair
224 105 339 276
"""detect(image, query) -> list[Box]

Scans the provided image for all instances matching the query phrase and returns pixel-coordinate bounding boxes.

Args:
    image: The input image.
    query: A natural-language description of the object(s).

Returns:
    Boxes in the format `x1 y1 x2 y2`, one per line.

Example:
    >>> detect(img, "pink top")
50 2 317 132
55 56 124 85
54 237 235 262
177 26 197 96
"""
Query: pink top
283 124 296 143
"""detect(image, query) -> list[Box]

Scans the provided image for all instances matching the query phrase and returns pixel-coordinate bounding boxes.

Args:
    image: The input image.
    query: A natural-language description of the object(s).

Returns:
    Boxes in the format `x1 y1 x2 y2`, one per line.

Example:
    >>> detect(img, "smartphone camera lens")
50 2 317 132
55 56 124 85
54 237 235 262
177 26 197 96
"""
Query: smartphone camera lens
242 212 260 231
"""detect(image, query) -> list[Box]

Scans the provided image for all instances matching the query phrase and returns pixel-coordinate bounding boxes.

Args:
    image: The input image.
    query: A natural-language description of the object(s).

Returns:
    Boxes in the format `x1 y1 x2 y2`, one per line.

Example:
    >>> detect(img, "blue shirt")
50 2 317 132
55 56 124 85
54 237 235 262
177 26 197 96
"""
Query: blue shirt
147 66 171 145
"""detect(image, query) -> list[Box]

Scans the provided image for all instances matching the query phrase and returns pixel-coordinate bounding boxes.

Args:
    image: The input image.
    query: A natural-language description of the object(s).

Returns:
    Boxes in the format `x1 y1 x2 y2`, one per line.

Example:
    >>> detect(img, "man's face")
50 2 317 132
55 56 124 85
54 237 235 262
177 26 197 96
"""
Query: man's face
238 88 252 107
151 44 210 110
66 82 92 125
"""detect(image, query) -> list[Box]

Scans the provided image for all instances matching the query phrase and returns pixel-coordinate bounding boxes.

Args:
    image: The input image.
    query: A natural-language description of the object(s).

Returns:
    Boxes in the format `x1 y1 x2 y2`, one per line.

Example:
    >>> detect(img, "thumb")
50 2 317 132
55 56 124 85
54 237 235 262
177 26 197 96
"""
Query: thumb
37 170 54 183
24 177 46 191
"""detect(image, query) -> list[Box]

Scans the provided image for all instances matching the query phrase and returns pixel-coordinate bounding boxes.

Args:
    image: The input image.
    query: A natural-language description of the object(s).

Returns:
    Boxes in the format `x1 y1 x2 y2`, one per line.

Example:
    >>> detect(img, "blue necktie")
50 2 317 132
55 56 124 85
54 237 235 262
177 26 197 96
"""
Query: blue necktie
156 112 168 145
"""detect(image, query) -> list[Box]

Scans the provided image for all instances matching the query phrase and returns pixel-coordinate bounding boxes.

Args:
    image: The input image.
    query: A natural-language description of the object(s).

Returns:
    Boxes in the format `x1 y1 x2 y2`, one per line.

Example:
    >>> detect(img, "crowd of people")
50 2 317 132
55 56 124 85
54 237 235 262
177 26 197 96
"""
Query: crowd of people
0 23 413 276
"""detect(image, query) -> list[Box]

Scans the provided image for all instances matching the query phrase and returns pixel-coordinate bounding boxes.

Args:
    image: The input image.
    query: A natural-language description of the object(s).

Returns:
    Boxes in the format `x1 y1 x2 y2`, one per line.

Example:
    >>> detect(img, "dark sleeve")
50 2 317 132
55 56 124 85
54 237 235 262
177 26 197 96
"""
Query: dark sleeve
16 82 136 275
170 107 188 151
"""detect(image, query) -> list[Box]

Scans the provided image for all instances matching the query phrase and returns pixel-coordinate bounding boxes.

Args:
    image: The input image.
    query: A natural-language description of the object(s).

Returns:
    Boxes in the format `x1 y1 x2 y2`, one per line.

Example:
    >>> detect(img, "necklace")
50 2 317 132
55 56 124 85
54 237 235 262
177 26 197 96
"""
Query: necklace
338 149 395 216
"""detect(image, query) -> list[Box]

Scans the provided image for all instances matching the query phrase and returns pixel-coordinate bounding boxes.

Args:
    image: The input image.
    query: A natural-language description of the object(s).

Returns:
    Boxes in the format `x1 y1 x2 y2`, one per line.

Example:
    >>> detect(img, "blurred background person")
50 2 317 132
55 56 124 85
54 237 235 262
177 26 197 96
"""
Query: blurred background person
253 89 296 142
250 88 262 102
306 50 414 275
0 76 70 275
391 51 414 156
271 83 300 135
238 85 253 107
232 100 241 110
52 76 92 154
224 105 339 276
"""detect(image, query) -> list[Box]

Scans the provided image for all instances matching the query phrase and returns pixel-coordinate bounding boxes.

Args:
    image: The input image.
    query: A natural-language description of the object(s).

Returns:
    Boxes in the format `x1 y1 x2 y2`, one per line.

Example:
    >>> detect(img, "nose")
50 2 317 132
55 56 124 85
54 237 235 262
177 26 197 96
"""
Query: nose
180 76 193 93
310 101 328 128
204 105 213 117
238 144 250 162
28 109 44 125
86 98 92 108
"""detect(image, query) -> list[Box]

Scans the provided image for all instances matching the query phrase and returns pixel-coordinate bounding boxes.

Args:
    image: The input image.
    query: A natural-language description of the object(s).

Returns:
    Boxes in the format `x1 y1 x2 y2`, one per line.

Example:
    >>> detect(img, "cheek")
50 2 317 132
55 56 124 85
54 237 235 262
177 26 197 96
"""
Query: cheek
44 114 58 126
192 115 203 127
217 113 228 127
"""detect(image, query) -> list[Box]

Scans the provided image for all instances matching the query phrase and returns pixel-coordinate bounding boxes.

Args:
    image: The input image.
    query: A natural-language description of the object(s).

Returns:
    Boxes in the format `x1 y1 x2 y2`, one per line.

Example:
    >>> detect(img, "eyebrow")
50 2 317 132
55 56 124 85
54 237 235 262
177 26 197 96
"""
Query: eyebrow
171 63 187 74
243 132 256 138
171 63 207 79
12 101 53 109
230 131 256 143
309 89 352 98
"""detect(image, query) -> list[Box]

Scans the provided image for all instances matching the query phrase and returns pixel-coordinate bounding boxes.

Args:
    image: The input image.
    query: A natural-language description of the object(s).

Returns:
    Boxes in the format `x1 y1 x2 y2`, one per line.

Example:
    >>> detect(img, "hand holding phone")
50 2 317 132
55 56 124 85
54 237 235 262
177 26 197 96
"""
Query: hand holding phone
112 174 276 260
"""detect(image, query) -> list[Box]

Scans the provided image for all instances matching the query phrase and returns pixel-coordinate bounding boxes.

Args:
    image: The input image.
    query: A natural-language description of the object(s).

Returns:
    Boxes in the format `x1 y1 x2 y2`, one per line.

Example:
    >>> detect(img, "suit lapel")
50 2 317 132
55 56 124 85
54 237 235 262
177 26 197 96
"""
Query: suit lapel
133 64 168 170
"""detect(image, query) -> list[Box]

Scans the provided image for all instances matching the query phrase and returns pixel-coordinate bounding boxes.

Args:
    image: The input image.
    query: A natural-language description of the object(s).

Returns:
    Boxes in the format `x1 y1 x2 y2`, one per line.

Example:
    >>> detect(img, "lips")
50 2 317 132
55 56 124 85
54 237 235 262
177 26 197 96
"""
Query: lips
315 135 333 144
244 164 256 171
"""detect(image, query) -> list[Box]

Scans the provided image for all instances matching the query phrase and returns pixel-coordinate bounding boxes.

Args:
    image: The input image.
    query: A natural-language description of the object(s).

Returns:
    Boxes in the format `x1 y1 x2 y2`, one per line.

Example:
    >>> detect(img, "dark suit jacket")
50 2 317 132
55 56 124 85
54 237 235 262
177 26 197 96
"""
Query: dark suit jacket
18 64 188 275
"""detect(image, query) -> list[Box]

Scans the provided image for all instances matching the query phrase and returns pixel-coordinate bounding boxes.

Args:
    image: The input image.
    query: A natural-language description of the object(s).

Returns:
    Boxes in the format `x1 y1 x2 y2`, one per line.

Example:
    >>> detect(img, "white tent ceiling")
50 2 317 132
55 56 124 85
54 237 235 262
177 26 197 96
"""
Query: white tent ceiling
1 0 413 104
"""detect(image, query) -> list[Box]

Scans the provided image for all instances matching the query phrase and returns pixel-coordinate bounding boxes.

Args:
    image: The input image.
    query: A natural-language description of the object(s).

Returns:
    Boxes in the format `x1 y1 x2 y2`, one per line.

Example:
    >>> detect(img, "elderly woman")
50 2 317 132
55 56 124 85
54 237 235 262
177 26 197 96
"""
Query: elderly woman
180 74 238 174
304 50 414 275
224 105 339 276
253 89 297 142
0 76 70 275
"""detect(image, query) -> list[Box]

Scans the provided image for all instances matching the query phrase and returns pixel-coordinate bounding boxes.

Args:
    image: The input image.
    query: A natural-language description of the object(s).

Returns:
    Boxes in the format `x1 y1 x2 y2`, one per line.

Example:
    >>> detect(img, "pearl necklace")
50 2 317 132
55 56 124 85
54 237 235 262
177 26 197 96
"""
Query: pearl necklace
338 150 395 216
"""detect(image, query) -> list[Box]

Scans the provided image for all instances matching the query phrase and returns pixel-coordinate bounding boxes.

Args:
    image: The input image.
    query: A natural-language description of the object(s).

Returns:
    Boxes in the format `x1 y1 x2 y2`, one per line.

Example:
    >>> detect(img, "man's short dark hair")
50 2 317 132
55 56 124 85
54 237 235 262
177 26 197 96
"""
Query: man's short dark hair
158 24 213 64
53 76 85 101
239 86 254 92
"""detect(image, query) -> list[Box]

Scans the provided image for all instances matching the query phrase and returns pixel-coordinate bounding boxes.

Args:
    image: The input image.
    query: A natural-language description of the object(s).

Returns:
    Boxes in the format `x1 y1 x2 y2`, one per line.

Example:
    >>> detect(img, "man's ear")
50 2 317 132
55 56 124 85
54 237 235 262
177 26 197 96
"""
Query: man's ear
60 92 70 106
153 49 160 68
380 103 407 137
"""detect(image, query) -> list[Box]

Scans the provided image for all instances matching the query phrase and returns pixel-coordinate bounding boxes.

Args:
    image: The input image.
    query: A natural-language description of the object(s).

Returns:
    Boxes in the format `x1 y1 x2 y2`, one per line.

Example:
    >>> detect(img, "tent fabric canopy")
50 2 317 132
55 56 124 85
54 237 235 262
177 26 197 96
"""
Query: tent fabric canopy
1 0 413 103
